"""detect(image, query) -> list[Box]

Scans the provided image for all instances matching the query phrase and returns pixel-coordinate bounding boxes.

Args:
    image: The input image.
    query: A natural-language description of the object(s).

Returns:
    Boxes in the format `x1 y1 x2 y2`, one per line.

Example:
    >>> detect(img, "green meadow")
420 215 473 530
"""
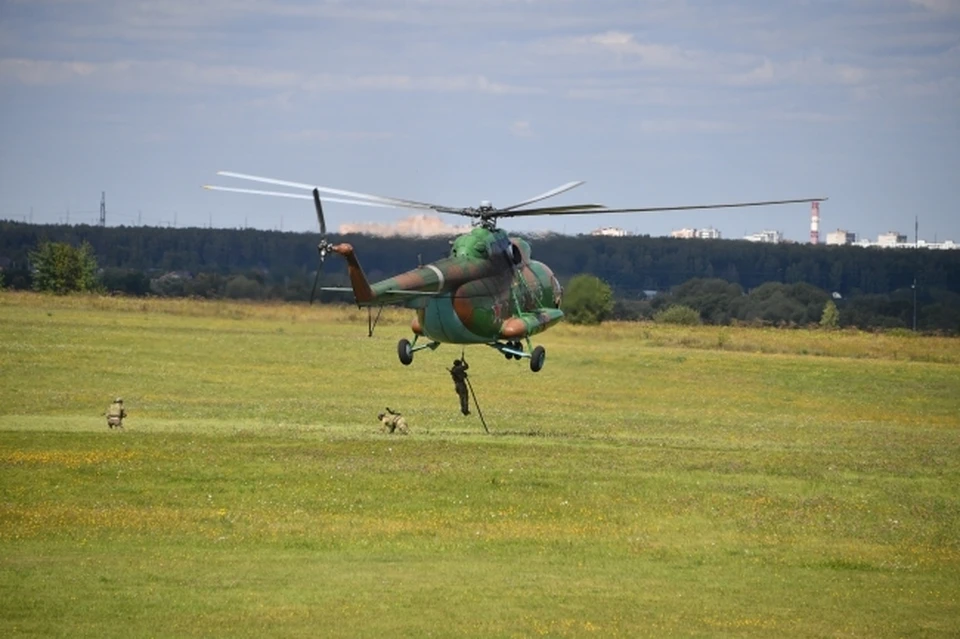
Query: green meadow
1 292 958 638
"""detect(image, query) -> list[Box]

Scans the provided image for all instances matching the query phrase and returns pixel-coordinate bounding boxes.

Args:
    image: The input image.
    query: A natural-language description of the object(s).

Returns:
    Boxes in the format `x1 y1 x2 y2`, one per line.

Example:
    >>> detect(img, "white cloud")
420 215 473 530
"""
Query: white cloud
584 31 697 68
277 129 395 144
636 119 739 135
339 214 470 237
535 30 701 70
724 57 870 88
510 120 533 137
728 59 776 86
908 0 960 13
0 58 539 96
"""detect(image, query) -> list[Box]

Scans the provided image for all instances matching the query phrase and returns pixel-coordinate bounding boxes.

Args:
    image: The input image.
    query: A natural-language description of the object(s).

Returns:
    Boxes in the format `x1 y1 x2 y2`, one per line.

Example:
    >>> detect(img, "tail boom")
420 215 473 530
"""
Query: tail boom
330 243 374 303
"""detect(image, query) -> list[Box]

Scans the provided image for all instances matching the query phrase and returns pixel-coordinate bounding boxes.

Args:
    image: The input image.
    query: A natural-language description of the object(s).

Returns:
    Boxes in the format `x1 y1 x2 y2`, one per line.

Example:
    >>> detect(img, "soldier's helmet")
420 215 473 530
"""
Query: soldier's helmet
453 359 461 366
377 413 385 421
115 397 123 403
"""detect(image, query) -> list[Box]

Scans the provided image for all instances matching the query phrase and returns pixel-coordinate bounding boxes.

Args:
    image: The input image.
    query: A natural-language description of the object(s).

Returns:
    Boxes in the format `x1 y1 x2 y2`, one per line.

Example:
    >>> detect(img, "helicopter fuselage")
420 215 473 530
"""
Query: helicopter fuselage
411 257 563 344
330 226 564 344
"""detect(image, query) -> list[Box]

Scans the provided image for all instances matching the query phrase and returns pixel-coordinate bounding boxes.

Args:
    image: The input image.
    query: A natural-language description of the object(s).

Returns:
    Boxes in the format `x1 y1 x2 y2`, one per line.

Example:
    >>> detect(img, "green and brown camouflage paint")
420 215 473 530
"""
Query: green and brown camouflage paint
331 227 564 344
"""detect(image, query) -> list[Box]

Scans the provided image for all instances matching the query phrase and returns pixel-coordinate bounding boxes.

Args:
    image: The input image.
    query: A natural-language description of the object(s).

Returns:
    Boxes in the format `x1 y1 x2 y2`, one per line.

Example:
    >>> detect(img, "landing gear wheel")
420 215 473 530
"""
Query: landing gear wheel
511 341 523 360
398 338 414 366
530 345 546 372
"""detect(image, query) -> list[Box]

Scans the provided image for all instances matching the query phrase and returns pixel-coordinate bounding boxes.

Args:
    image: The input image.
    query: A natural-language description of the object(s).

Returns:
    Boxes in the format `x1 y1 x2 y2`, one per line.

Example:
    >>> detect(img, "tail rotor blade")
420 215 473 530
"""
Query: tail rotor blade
309 244 328 305
313 188 327 235
309 262 323 305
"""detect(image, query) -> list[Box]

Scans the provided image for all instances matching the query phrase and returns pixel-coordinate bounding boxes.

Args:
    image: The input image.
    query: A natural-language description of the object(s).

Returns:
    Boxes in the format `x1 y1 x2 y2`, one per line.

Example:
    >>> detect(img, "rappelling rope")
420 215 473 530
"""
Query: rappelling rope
461 349 489 434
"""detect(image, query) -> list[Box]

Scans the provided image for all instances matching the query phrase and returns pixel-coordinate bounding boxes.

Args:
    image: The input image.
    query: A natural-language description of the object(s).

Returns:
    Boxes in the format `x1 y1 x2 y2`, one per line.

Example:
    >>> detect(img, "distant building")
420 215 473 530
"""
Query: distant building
916 239 959 250
743 230 783 244
852 233 958 250
696 227 722 240
669 227 721 239
877 231 908 247
591 227 630 237
826 229 857 245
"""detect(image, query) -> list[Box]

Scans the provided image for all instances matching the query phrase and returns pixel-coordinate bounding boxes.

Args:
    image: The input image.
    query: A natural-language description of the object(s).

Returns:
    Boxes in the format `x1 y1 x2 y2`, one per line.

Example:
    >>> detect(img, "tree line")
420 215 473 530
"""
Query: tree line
2 221 958 332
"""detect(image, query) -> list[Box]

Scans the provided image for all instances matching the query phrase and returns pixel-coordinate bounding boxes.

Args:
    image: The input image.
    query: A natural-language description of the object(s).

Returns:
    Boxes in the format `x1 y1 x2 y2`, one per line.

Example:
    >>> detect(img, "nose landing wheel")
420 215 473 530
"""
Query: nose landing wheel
398 338 413 366
488 341 546 372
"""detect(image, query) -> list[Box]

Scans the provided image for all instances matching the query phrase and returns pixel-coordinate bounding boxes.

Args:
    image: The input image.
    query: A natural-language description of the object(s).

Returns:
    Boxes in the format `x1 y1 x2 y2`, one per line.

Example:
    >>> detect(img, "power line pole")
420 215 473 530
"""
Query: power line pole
99 191 106 227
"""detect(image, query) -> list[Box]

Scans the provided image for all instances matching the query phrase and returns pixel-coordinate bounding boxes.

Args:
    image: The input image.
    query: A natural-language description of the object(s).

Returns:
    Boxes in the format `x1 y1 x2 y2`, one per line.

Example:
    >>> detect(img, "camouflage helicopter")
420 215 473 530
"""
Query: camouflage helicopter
205 171 825 372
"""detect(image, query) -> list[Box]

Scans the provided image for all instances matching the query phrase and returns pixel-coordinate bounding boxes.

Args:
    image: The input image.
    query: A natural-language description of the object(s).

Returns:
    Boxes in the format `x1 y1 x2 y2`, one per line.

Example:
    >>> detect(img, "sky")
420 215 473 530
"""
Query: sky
1 0 958 242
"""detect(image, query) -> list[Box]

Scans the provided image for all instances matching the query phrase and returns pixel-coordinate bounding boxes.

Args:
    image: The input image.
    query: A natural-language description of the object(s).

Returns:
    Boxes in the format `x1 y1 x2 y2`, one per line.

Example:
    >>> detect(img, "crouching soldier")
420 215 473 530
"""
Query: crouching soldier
378 407 408 435
106 397 127 429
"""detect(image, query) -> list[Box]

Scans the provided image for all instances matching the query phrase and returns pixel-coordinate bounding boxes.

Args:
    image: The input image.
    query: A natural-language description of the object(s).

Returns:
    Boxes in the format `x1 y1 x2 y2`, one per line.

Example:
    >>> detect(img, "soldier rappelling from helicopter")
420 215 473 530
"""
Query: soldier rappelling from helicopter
448 359 470 415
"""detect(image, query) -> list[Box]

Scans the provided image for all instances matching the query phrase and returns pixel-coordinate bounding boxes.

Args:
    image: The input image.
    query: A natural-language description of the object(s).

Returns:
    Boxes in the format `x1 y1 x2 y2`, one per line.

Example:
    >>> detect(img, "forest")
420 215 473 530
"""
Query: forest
2 221 959 332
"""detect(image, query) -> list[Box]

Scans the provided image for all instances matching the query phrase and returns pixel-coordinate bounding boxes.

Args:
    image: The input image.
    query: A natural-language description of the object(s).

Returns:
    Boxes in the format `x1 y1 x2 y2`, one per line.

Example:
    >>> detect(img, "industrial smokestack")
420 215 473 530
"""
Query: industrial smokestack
809 201 820 244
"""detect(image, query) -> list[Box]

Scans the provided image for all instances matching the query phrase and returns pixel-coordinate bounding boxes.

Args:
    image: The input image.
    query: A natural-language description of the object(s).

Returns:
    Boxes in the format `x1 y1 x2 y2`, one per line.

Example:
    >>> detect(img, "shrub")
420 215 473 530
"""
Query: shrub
653 304 702 325
563 274 614 325
29 241 101 294
820 300 840 329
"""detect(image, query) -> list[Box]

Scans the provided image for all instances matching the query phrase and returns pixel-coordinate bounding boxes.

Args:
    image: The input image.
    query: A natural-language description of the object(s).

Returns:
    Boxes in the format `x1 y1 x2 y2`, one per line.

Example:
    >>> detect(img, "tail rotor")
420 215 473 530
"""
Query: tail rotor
310 188 330 304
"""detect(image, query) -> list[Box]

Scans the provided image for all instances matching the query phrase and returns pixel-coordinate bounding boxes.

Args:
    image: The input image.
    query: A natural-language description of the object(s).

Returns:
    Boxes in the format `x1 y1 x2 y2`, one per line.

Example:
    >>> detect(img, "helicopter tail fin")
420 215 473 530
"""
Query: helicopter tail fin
329 243 374 303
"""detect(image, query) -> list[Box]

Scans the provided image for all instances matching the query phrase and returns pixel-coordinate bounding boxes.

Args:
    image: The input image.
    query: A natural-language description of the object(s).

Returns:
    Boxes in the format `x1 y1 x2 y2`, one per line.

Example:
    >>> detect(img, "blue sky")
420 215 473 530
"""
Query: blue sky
1 0 958 241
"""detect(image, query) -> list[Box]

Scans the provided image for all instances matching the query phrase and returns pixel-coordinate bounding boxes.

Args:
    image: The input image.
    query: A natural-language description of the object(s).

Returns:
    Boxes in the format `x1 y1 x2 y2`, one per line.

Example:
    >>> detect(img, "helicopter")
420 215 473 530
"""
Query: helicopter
205 171 825 372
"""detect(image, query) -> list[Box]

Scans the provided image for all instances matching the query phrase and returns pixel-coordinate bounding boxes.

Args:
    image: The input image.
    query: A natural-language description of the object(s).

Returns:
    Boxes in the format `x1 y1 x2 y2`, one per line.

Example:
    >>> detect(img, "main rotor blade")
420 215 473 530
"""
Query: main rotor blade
497 197 828 218
203 185 397 208
498 203 607 216
204 185 311 200
501 181 585 211
217 171 447 211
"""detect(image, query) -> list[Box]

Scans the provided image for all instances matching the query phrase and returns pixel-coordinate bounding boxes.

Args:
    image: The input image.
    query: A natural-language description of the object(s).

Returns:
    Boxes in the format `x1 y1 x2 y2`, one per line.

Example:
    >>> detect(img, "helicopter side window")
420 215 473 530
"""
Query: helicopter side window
552 274 563 308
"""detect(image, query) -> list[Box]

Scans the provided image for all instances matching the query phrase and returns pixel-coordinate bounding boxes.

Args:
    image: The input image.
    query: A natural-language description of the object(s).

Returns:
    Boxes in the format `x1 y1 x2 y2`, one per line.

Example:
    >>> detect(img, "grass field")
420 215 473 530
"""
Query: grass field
1 291 959 637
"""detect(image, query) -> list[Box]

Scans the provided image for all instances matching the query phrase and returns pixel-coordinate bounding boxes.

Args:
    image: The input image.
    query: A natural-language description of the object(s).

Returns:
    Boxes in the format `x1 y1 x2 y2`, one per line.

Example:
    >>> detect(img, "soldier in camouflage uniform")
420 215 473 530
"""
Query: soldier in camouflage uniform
378 407 409 434
448 359 470 415
106 397 127 429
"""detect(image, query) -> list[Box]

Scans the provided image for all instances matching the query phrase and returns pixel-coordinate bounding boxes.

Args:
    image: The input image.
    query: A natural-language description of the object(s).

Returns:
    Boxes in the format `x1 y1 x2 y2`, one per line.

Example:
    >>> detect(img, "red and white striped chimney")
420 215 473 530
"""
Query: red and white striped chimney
809 201 820 244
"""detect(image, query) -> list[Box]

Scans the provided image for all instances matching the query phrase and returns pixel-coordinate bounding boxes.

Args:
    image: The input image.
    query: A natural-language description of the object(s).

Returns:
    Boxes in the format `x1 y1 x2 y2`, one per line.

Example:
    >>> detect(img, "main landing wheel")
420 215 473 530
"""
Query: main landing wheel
398 338 414 366
530 345 546 373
